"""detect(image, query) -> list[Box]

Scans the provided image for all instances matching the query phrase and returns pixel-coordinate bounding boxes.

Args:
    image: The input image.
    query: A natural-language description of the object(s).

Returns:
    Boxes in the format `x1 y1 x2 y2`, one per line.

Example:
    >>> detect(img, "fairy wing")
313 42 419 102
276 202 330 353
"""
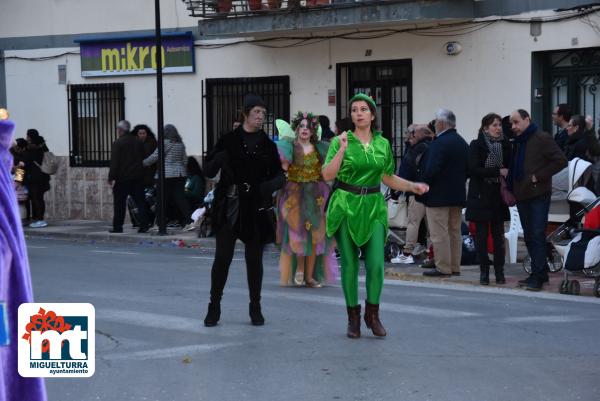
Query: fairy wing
276 119 295 140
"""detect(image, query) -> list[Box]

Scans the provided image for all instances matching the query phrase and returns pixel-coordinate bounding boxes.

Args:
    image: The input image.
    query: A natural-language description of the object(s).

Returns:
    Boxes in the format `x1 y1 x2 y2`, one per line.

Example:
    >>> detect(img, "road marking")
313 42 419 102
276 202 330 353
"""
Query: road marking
91 250 139 255
186 256 244 262
104 342 242 361
502 316 593 323
26 245 48 249
366 277 600 305
96 309 246 337
230 288 480 318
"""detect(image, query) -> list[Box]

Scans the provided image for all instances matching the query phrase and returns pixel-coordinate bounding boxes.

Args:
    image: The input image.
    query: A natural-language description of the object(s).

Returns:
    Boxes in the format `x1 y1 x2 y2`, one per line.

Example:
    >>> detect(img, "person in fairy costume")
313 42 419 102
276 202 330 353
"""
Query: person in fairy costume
322 94 429 339
275 112 337 288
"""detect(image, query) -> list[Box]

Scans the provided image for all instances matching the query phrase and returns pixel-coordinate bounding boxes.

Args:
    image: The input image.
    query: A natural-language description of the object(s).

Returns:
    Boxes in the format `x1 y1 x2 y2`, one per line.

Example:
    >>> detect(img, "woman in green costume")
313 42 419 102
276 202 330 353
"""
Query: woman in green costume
322 93 429 338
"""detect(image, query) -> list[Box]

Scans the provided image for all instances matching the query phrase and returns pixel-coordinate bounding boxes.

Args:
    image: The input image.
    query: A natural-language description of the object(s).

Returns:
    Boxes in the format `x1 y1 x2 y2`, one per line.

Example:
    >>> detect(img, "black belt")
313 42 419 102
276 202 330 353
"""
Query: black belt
335 180 380 195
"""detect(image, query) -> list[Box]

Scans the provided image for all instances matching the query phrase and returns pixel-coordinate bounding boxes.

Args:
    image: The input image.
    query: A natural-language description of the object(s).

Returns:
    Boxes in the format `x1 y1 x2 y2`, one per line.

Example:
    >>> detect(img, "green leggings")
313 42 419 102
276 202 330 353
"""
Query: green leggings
335 221 386 307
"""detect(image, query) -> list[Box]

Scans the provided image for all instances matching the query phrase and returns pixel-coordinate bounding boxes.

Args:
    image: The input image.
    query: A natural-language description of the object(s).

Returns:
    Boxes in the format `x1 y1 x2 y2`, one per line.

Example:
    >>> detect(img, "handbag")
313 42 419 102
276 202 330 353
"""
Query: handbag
499 176 516 207
225 184 240 229
387 194 408 228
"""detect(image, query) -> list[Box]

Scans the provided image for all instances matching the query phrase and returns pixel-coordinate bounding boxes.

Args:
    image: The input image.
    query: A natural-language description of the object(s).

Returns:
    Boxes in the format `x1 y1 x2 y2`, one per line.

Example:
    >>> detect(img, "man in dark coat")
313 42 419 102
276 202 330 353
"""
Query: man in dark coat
420 109 469 277
509 109 567 291
552 103 571 152
395 124 433 263
108 120 148 233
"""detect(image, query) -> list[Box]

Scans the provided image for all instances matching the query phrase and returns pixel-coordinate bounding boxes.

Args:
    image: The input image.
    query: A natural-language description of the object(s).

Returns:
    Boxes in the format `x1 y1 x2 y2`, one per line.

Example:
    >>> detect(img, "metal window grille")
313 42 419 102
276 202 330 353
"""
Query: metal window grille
337 60 412 166
542 47 600 135
203 76 290 157
68 83 125 167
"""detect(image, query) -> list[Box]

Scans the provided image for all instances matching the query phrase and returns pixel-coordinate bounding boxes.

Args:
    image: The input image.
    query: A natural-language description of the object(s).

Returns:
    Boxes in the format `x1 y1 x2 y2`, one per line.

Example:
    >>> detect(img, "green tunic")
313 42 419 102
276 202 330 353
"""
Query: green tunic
324 131 395 246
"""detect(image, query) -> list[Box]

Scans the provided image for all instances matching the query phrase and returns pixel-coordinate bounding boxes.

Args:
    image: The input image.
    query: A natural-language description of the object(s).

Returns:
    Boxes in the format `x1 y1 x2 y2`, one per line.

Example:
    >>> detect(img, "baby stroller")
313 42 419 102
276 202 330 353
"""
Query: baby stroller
197 189 214 238
384 188 406 261
127 186 157 228
522 157 594 274
548 187 600 296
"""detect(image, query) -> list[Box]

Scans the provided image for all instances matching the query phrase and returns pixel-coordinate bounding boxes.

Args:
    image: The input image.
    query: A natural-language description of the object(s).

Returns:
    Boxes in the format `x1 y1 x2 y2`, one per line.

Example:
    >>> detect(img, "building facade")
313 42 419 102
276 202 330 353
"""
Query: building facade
1 0 599 220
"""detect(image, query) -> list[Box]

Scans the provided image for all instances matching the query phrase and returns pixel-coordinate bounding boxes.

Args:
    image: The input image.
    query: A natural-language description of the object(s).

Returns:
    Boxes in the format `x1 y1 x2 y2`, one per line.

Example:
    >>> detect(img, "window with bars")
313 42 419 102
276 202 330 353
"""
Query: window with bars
68 83 125 167
204 76 290 157
337 60 412 165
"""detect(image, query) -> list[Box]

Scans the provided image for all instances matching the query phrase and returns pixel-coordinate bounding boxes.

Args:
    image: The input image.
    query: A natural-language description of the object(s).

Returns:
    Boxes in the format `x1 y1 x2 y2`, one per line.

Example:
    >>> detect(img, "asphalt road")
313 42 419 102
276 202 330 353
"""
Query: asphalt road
26 238 600 401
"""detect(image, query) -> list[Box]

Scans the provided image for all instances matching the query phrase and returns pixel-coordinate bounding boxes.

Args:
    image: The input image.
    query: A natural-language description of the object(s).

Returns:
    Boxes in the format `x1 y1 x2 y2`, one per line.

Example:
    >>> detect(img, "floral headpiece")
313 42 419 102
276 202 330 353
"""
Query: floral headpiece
290 111 320 134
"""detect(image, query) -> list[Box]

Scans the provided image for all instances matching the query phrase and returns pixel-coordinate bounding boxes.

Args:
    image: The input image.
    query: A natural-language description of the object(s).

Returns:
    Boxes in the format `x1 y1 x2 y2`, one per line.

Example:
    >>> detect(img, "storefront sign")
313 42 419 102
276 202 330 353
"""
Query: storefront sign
78 32 195 77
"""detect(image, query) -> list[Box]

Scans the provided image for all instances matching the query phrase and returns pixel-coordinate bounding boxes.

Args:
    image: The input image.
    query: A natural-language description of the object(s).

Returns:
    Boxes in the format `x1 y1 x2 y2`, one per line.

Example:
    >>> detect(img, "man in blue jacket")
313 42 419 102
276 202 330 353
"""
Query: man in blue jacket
420 109 469 277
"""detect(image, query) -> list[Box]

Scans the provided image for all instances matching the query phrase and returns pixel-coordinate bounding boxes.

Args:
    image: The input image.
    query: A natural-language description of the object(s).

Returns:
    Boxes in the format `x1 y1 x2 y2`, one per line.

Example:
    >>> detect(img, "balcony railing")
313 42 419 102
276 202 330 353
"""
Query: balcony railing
184 0 384 19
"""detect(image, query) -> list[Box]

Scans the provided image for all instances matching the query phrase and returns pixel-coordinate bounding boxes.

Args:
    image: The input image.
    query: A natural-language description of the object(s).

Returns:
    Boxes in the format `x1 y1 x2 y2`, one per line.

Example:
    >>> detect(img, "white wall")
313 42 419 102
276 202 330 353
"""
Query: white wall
5 12 600 156
0 0 196 38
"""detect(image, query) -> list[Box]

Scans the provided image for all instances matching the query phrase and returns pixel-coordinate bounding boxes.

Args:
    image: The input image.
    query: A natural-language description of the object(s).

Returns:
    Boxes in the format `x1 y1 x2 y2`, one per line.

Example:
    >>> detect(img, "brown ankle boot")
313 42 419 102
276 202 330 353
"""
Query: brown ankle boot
364 301 387 337
346 305 361 339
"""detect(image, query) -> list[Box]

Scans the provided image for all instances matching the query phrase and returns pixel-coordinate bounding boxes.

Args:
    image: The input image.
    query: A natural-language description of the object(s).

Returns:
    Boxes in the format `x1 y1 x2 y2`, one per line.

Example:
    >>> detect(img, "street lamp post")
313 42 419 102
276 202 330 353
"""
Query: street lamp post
154 0 166 235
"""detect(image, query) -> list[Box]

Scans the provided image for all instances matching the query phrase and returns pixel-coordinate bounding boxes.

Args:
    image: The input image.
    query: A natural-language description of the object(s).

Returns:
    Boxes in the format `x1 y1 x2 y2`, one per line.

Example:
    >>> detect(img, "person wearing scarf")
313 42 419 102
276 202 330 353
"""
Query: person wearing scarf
465 113 511 285
508 109 566 291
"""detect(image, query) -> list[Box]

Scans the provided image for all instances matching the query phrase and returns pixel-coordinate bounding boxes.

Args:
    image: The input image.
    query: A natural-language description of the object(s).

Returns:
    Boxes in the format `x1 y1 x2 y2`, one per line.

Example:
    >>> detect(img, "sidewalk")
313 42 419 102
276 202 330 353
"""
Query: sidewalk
23 219 599 298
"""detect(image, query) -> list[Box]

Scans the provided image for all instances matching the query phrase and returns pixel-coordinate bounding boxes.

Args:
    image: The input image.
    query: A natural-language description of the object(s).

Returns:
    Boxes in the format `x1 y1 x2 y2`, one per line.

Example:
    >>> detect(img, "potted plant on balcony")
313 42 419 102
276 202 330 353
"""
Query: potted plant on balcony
217 0 233 13
268 0 281 9
307 0 328 6
248 0 263 10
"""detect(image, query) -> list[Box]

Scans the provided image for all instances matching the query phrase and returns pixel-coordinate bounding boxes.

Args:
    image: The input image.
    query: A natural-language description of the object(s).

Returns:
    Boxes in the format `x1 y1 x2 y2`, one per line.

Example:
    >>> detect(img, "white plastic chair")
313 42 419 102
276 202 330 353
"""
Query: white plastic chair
504 206 524 264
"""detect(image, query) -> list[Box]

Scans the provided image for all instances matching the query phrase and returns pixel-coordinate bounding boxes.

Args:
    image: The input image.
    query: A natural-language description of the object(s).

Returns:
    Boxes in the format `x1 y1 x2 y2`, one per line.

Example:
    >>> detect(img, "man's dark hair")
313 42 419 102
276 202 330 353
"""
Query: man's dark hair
335 117 354 133
517 109 530 120
556 103 572 121
318 115 330 129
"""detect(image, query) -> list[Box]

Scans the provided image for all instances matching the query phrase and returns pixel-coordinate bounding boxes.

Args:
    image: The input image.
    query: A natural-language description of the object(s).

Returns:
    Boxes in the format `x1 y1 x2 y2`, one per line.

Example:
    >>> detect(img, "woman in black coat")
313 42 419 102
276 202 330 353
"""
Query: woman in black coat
465 113 511 285
202 94 284 327
23 129 51 228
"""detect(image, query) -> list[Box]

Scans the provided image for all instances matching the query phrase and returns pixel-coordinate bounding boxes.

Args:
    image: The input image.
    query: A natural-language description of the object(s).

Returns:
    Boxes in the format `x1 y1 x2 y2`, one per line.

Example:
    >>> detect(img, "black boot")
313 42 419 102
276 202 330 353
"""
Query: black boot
480 266 490 285
249 302 264 326
346 305 361 339
204 302 221 327
364 301 387 337
494 266 506 284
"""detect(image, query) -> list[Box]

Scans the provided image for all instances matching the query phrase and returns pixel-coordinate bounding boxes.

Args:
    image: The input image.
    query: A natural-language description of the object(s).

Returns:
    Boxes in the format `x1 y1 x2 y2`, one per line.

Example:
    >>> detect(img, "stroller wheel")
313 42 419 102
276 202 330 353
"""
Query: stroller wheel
547 249 563 273
593 280 600 298
522 255 532 274
567 280 580 296
559 280 569 294
385 242 402 262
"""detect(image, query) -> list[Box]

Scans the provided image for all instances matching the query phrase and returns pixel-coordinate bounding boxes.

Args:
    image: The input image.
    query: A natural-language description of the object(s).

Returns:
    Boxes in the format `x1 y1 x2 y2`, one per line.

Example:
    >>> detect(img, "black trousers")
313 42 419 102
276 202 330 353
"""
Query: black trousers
29 184 47 221
474 220 505 269
112 180 148 229
161 177 192 225
209 225 264 304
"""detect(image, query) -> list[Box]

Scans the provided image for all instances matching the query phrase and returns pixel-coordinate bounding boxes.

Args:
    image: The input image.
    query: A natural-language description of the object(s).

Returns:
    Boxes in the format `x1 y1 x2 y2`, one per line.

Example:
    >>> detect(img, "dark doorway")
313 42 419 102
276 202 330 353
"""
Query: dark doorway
337 60 412 164
204 76 290 158
535 47 600 135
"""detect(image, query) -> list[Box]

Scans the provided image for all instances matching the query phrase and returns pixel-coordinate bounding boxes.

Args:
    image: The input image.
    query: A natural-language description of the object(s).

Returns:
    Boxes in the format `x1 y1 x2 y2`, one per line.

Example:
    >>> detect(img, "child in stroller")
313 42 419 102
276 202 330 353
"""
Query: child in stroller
549 187 600 296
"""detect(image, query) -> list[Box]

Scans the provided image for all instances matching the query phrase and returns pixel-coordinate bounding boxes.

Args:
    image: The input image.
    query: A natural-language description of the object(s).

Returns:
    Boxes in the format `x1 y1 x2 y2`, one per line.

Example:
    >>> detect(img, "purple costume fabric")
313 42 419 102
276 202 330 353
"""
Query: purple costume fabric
0 118 47 401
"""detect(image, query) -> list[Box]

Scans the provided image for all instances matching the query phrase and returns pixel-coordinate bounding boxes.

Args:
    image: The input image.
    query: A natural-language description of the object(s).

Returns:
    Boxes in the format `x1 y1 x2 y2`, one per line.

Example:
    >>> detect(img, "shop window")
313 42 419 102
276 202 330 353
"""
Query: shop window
68 83 125 167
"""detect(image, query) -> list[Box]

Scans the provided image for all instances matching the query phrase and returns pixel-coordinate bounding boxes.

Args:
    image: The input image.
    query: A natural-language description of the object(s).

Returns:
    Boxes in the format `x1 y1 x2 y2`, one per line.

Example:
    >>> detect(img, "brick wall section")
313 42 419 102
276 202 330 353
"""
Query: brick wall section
44 156 113 221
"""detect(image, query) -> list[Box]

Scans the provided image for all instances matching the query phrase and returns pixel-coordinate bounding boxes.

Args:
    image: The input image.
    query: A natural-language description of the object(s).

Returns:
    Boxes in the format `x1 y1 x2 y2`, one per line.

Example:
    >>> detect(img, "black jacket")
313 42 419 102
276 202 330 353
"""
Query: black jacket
564 129 600 162
398 137 432 182
465 133 511 222
23 143 50 191
108 133 145 182
554 127 568 152
141 138 158 186
418 129 469 207
205 127 284 244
